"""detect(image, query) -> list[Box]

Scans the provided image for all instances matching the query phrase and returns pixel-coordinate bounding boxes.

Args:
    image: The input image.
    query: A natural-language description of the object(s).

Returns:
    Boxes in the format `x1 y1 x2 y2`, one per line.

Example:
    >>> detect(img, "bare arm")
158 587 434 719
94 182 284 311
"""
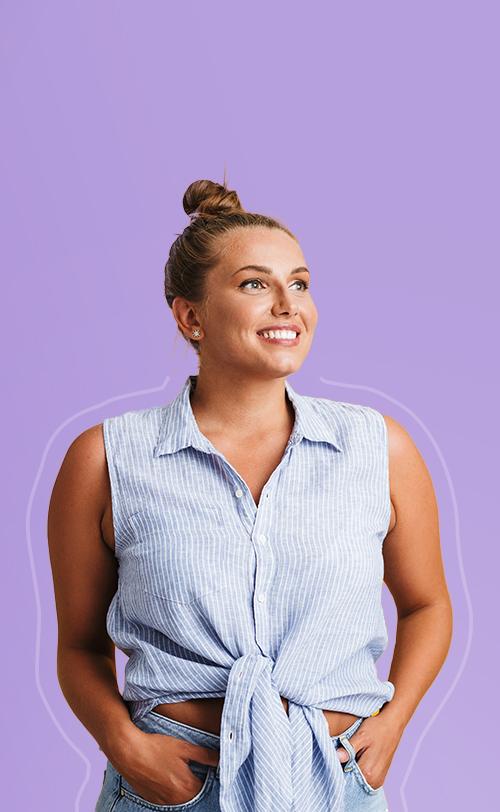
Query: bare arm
336 416 453 788
48 425 223 805
47 424 142 765
379 414 453 731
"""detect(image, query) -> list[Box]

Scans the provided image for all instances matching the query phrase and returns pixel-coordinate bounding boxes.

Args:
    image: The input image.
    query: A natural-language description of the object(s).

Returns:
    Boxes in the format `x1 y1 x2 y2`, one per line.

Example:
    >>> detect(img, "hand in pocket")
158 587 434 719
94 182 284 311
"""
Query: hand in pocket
116 729 220 806
336 713 404 791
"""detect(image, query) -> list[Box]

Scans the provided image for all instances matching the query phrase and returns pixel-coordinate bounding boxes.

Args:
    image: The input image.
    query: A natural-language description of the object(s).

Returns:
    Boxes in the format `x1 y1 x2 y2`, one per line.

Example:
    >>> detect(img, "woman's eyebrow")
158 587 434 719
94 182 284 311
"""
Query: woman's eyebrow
232 265 310 276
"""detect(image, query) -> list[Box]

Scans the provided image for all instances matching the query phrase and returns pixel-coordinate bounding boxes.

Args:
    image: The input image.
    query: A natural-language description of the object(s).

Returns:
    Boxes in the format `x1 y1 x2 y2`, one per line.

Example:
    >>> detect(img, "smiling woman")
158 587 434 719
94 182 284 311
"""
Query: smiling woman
162 178 319 377
48 176 452 812
164 196 320 390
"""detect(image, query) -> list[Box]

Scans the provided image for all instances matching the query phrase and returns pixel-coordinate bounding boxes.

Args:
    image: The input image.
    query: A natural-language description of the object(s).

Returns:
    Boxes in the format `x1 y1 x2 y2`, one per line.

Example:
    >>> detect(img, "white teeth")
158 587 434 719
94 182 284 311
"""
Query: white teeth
258 330 298 339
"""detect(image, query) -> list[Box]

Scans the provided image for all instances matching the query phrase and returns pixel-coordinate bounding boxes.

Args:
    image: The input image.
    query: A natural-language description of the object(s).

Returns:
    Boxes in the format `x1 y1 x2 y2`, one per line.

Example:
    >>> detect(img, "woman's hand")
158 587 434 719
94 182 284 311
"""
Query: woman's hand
113 728 220 806
336 713 404 791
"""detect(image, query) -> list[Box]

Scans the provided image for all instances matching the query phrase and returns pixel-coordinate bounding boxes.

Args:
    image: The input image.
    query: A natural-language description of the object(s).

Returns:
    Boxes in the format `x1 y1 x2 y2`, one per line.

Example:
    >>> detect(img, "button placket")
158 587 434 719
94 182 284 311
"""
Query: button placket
230 474 275 624
253 523 271 604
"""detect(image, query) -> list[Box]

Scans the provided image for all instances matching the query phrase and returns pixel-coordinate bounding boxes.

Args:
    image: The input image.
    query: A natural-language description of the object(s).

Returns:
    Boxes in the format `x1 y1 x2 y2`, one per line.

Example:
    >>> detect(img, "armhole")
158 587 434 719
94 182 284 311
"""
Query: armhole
102 417 126 556
378 411 392 543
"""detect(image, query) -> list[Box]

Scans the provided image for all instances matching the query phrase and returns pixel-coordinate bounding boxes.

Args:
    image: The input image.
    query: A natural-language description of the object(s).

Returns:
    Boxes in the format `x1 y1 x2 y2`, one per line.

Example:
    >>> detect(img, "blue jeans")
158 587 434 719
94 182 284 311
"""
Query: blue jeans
336 716 389 811
95 710 389 811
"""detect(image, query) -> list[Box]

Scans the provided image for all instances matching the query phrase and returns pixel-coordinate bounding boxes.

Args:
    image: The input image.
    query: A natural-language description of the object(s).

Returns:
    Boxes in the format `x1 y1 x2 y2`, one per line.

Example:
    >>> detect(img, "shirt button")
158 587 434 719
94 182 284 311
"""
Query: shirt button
234 488 243 498
257 593 265 602
258 533 267 544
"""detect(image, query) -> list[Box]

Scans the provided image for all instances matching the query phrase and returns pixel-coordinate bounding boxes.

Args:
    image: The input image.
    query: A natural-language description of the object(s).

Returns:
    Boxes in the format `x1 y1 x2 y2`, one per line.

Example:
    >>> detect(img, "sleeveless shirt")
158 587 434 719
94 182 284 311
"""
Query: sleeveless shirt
103 373 395 812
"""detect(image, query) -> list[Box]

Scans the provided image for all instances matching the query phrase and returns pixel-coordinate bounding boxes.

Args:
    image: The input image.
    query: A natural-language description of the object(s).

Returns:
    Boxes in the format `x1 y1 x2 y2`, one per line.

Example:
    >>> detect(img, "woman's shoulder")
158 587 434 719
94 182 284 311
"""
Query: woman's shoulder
297 390 394 454
102 403 165 434
303 390 386 425
90 405 168 461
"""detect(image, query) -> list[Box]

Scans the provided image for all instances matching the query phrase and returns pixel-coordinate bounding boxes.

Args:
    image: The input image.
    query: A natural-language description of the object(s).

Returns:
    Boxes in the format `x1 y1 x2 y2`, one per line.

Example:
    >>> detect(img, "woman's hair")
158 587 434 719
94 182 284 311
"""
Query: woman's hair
164 176 297 355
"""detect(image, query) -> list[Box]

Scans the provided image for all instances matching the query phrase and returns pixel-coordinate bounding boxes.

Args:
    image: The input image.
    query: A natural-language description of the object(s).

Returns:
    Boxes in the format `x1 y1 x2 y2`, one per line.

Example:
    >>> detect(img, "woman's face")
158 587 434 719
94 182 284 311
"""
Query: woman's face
192 226 318 379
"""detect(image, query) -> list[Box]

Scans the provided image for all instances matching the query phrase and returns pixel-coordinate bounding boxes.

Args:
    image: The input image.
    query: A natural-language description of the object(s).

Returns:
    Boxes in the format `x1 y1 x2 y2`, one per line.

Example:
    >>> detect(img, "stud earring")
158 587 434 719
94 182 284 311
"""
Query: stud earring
192 328 201 338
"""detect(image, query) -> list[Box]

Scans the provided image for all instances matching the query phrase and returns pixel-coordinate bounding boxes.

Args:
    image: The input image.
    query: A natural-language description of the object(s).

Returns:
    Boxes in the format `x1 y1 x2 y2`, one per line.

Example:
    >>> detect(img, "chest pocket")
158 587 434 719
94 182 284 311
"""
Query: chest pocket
127 499 227 606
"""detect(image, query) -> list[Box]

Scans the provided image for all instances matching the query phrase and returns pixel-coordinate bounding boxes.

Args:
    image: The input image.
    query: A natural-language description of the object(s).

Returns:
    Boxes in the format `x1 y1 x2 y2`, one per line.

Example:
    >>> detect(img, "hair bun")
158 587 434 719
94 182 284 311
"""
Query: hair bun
183 179 244 220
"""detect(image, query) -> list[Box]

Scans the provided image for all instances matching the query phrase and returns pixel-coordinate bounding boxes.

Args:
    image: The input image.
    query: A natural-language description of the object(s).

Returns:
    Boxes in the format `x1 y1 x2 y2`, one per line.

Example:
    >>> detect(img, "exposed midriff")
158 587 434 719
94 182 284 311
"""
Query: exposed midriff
150 697 360 738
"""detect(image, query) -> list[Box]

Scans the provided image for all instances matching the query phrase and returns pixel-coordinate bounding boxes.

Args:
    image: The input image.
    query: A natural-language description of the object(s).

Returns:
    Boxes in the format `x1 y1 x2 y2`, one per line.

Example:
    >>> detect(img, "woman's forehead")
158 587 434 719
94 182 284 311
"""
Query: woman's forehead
217 229 305 272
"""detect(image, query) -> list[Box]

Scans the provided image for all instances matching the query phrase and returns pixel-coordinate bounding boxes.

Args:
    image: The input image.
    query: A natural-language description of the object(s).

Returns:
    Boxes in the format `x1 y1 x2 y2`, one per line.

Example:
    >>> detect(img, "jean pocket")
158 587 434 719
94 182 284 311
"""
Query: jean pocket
338 719 384 796
95 763 121 812
118 765 215 810
350 759 384 795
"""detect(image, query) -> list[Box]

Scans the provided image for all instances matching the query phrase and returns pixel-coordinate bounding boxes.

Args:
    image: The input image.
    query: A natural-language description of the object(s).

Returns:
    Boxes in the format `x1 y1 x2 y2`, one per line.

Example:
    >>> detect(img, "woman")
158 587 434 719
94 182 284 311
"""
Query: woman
48 179 452 812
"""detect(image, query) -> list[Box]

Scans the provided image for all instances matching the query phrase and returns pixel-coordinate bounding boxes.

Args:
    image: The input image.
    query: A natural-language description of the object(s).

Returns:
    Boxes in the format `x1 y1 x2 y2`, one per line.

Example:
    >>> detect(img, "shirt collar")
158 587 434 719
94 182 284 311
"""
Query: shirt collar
153 374 343 457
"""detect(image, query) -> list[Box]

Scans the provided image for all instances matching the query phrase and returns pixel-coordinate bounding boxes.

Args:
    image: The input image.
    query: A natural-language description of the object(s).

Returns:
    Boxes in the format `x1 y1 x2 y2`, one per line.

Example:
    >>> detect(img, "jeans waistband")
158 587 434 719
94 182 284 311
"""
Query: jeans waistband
135 706 382 780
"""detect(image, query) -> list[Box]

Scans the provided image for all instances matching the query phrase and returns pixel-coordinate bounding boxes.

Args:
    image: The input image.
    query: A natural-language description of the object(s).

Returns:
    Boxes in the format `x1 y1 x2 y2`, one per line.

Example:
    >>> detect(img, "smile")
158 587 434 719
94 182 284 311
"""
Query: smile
256 330 301 346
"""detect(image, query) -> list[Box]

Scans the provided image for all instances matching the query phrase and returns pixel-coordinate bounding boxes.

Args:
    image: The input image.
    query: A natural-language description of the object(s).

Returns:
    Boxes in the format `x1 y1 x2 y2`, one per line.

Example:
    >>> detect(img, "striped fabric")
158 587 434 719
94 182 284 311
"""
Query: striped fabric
103 373 395 812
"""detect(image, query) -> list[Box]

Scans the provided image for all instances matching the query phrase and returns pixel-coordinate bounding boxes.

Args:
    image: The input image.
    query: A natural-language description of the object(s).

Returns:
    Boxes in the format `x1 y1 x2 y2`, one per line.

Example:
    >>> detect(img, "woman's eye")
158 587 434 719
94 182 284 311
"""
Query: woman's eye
238 279 309 291
239 278 265 290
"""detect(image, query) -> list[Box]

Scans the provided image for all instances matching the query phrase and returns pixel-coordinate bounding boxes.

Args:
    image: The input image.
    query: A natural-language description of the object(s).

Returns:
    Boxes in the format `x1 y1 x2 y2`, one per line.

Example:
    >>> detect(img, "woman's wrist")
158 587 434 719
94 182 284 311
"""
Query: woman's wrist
378 699 411 732
102 721 146 770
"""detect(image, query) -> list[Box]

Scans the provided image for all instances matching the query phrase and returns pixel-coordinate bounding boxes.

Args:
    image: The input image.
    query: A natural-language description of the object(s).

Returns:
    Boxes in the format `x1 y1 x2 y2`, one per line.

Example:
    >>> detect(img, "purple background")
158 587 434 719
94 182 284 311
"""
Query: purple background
2 2 498 810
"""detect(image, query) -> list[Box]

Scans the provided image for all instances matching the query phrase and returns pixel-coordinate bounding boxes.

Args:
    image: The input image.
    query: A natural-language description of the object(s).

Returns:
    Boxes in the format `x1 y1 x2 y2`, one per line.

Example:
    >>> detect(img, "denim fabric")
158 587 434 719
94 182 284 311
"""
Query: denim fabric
95 711 389 812
335 717 389 812
95 711 220 812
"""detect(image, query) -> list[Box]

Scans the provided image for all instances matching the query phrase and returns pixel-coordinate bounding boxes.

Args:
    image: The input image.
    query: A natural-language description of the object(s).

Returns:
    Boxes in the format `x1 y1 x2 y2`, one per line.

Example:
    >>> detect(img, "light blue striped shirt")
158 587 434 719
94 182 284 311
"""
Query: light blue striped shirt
103 373 395 811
